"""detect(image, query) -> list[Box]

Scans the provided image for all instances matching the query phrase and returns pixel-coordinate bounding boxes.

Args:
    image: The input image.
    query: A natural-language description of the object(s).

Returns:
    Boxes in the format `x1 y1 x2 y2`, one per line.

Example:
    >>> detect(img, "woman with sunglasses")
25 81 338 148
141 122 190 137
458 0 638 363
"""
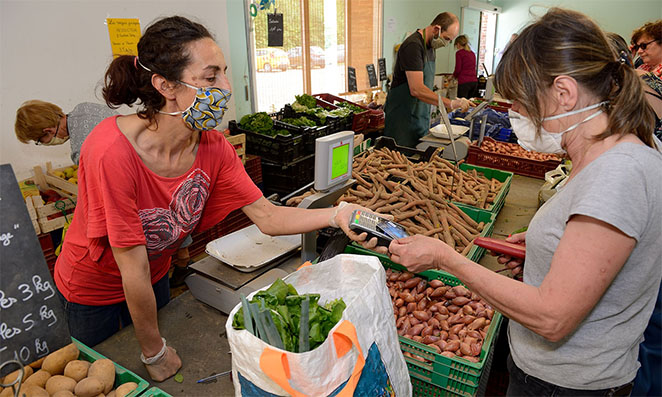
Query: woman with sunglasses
632 20 662 78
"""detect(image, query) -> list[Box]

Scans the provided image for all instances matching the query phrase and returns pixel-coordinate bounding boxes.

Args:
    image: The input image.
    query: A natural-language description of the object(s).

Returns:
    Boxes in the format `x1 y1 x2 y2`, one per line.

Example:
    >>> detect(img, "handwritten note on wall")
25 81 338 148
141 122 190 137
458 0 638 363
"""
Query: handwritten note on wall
107 18 141 58
0 164 70 375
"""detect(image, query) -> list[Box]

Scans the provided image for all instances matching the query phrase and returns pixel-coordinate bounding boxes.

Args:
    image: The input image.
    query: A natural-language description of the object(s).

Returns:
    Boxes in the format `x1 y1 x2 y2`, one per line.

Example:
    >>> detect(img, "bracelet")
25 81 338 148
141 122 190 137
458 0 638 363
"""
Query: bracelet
329 202 349 228
140 338 167 365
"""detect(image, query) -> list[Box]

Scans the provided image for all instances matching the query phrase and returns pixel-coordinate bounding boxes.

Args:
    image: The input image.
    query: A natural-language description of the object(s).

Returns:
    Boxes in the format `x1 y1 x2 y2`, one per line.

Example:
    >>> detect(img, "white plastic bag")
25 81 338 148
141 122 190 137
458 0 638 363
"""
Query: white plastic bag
226 254 411 396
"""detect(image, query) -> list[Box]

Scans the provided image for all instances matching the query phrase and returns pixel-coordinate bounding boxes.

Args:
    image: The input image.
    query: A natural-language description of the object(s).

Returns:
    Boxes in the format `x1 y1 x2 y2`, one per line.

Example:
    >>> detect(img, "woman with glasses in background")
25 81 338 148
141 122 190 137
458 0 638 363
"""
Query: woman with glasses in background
15 100 117 165
632 21 662 78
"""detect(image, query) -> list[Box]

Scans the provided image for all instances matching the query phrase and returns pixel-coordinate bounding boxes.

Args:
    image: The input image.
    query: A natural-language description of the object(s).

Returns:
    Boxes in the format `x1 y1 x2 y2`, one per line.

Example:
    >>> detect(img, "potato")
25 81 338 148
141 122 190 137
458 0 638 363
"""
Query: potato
28 357 46 370
20 384 49 397
0 388 11 397
88 359 115 394
63 360 90 382
107 391 116 397
74 377 105 397
23 369 51 388
2 365 33 384
42 343 80 375
115 382 138 397
45 375 76 395
52 391 75 397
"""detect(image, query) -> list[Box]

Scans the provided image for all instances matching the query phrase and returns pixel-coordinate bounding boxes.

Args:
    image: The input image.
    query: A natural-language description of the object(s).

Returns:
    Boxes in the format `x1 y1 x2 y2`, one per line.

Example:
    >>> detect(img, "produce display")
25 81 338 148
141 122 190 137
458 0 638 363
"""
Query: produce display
291 94 353 124
239 112 290 137
287 147 499 255
386 269 495 363
280 116 316 127
51 165 78 185
0 343 139 397
233 279 346 353
478 138 562 162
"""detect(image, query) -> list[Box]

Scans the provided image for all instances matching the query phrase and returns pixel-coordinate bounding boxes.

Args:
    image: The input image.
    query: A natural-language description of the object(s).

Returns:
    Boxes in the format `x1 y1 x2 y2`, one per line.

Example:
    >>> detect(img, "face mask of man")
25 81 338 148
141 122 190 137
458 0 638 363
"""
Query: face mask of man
161 81 232 131
430 28 450 49
509 101 608 154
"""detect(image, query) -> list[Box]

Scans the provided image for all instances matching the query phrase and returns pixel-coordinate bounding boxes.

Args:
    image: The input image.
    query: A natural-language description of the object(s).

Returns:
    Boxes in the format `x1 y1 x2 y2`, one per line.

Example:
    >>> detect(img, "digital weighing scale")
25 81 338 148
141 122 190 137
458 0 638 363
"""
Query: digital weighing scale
186 131 356 314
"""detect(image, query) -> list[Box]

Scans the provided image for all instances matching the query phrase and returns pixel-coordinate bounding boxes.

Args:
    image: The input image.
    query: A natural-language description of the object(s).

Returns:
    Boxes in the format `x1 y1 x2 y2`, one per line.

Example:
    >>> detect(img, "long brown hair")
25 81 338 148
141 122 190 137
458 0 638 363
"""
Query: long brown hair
495 8 655 147
102 16 213 125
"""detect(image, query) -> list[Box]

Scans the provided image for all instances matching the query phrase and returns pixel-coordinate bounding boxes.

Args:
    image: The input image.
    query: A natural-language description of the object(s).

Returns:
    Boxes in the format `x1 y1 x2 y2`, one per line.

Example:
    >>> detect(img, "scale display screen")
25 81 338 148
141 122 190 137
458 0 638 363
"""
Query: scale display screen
331 143 349 179
314 130 354 191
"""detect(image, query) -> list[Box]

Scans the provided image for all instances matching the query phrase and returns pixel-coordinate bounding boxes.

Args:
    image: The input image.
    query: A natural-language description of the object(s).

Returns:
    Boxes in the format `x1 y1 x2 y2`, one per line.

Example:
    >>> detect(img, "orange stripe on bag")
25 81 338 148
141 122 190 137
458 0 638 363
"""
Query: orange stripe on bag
259 320 365 397
296 261 313 271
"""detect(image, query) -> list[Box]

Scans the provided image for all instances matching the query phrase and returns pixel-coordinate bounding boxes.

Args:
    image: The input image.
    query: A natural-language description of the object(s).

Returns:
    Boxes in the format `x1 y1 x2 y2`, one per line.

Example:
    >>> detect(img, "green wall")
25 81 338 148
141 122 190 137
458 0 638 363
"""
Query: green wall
492 0 662 62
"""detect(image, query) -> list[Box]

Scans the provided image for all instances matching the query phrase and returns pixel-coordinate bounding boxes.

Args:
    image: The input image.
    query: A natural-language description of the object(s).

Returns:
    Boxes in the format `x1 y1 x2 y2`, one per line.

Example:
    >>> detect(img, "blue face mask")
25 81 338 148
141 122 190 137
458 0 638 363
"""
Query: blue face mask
161 81 232 131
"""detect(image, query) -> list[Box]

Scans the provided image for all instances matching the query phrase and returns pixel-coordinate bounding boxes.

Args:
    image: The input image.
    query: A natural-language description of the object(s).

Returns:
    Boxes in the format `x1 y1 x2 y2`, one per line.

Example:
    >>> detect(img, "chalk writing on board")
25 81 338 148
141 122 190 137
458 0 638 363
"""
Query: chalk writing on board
0 164 70 375
267 13 284 47
366 64 378 88
1 232 13 246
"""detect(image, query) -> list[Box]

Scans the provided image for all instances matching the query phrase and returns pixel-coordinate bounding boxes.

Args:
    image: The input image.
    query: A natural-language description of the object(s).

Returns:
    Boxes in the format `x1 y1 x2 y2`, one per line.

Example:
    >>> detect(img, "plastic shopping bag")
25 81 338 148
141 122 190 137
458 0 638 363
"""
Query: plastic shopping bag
226 254 411 396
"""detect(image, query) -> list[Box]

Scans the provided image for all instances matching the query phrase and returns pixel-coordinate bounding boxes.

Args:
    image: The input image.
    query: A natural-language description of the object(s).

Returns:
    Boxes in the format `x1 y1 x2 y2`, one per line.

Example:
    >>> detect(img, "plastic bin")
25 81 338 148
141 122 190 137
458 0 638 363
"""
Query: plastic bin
313 93 371 133
138 387 173 396
229 120 306 164
343 202 495 264
466 138 562 180
341 248 503 397
72 338 149 397
454 163 513 216
262 154 316 196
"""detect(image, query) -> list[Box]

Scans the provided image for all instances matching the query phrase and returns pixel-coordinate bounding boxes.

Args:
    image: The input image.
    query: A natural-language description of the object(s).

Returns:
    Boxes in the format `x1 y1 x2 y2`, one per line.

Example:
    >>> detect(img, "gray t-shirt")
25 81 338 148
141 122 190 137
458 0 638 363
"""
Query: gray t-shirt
67 102 118 164
508 142 662 390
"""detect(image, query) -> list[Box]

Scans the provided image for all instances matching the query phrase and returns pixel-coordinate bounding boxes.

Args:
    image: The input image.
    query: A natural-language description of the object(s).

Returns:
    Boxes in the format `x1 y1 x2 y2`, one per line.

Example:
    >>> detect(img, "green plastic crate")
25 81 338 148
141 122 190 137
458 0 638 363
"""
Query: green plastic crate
454 163 513 216
138 386 173 397
344 204 495 264
72 338 149 397
340 248 503 397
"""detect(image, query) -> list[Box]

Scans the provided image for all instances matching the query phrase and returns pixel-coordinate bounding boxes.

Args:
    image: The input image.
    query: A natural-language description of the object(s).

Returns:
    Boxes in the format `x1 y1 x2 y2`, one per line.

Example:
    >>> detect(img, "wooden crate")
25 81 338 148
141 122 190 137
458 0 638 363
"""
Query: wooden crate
24 195 41 234
44 161 78 195
226 133 246 164
28 165 77 233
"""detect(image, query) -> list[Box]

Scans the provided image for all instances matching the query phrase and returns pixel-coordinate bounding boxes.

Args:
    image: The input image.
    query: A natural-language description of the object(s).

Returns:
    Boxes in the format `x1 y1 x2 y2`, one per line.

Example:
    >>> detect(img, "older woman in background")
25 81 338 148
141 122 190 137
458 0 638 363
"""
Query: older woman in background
632 20 662 78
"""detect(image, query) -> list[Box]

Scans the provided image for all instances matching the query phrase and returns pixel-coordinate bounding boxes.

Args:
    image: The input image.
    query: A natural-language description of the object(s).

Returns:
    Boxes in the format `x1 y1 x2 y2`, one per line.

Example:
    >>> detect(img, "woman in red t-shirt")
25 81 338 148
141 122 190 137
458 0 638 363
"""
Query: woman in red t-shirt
54 16 374 382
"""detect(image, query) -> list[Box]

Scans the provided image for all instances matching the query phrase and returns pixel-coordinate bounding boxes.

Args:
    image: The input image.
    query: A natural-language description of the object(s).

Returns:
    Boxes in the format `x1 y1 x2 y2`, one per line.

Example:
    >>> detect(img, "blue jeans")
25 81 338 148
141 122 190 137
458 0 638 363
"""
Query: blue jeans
56 274 170 347
507 354 634 396
632 283 662 396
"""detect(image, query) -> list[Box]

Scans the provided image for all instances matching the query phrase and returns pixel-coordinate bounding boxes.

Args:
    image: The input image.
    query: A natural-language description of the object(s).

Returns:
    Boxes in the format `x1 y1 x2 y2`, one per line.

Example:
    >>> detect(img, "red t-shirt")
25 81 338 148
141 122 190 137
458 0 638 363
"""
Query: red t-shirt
55 116 262 305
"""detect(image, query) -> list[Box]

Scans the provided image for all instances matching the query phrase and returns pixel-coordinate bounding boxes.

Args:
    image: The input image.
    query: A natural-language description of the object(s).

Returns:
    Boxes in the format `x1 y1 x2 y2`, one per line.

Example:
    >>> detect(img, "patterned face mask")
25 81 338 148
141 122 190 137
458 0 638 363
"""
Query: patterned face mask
161 81 231 131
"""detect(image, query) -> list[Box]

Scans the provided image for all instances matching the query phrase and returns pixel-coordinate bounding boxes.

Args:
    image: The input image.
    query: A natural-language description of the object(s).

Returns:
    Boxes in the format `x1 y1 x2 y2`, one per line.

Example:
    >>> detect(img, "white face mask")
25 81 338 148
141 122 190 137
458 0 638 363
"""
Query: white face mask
41 135 70 146
509 101 608 154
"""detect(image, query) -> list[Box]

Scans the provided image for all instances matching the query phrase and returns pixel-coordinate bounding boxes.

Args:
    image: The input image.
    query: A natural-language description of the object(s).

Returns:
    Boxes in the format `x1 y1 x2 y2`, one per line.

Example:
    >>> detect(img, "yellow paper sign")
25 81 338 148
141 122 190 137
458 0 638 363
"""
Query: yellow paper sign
107 18 141 58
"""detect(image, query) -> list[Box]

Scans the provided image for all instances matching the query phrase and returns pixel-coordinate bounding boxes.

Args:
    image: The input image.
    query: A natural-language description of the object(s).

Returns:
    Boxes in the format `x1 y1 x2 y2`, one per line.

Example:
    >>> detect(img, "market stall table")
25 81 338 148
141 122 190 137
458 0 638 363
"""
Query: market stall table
94 175 545 396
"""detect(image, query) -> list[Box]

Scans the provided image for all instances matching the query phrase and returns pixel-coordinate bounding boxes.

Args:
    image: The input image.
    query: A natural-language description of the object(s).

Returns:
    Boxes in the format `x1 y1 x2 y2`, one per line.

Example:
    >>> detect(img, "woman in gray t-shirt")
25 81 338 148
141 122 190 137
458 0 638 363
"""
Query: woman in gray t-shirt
383 8 662 394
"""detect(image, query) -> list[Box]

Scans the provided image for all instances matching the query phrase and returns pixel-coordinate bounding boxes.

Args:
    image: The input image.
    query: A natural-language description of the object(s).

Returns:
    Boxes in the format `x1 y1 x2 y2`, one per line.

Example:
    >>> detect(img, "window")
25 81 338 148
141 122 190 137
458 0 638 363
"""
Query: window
246 0 381 112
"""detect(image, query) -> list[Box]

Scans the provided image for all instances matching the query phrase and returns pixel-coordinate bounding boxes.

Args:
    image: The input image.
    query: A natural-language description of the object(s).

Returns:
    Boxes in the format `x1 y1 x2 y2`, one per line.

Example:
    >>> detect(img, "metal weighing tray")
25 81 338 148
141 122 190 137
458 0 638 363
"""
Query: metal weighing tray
205 224 301 272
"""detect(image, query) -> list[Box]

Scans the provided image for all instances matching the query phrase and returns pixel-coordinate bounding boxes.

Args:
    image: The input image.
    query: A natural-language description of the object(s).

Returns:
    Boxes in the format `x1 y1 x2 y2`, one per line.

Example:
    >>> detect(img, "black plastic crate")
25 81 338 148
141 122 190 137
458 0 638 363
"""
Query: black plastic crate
229 120 306 164
262 154 315 196
276 107 333 154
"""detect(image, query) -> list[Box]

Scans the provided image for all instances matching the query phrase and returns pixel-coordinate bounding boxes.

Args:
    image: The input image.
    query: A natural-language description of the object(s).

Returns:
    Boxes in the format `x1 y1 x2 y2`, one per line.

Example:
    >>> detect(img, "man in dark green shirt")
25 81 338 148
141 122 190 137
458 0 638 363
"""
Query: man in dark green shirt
384 12 472 147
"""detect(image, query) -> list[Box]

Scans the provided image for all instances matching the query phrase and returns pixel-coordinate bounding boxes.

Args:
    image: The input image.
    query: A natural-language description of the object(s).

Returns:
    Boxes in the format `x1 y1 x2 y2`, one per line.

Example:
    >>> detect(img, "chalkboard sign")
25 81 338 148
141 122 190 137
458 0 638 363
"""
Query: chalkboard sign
348 67 357 92
0 164 70 376
267 13 284 47
366 64 378 88
378 58 387 81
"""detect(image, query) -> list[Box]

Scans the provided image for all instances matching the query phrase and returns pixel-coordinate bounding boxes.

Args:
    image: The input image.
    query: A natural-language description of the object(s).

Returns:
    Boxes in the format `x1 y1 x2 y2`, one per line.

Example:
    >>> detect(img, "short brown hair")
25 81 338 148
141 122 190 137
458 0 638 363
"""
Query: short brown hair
632 20 661 45
431 12 458 33
495 8 655 148
15 100 64 143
